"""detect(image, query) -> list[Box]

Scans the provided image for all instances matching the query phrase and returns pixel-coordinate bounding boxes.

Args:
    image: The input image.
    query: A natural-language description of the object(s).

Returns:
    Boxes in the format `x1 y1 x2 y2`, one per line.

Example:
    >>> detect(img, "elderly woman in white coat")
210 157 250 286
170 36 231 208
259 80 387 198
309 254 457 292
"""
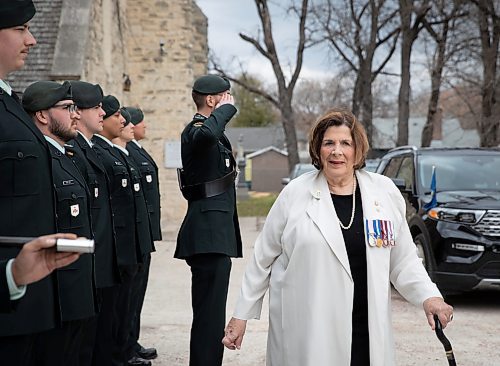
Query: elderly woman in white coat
222 108 454 366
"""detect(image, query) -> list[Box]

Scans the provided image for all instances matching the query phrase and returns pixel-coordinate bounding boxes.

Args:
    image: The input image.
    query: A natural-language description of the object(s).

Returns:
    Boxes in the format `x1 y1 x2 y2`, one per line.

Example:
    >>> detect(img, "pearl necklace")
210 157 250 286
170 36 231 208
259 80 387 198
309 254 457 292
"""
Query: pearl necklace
330 177 356 230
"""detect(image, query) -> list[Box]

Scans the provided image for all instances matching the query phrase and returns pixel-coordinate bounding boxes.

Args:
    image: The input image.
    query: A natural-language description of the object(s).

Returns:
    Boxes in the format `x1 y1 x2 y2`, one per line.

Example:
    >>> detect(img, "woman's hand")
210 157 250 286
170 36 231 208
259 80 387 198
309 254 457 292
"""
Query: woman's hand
222 317 247 350
423 297 454 330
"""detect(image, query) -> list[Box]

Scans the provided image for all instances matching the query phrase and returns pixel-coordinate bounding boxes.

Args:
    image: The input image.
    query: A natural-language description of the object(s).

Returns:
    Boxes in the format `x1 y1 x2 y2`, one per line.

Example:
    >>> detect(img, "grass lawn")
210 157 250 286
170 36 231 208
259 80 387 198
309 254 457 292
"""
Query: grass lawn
237 192 278 217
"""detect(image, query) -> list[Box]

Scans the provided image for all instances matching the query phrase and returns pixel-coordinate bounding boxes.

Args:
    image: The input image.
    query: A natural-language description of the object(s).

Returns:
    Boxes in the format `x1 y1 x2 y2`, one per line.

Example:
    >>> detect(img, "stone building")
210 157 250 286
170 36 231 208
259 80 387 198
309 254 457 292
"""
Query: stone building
9 0 209 238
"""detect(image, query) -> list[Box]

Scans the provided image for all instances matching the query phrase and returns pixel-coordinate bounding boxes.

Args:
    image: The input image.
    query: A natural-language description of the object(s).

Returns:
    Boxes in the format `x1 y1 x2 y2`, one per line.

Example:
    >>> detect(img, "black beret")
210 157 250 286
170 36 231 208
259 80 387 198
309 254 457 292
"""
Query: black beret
22 81 72 113
124 107 144 125
70 81 104 109
102 95 121 119
192 74 230 95
0 0 36 29
120 107 131 126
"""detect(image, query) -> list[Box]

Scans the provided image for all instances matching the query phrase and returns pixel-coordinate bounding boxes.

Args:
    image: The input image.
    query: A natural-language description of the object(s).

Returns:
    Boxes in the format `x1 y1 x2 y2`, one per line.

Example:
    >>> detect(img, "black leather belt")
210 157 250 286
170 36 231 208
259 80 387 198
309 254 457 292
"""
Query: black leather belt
177 169 237 201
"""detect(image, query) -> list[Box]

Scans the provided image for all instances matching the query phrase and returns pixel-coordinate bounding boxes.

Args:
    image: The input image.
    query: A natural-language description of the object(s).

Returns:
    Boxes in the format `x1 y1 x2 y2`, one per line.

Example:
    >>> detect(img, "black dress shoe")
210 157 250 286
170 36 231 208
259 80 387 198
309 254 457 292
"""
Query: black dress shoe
136 345 158 360
127 356 152 366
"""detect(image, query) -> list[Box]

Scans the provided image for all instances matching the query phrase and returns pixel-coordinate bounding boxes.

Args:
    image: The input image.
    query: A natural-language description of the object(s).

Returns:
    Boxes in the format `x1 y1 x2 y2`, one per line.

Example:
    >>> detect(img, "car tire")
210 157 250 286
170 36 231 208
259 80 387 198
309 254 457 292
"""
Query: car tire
414 233 434 273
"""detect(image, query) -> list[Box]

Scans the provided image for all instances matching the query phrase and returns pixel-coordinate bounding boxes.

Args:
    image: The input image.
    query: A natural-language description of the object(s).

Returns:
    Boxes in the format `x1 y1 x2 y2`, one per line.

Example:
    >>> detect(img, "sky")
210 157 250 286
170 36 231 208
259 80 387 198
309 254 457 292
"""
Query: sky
195 0 337 84
195 0 431 94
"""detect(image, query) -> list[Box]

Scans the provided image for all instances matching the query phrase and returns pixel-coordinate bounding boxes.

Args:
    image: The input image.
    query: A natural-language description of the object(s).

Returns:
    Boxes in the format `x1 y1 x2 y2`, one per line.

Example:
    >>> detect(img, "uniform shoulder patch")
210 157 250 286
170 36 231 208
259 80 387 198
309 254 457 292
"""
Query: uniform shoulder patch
193 122 204 127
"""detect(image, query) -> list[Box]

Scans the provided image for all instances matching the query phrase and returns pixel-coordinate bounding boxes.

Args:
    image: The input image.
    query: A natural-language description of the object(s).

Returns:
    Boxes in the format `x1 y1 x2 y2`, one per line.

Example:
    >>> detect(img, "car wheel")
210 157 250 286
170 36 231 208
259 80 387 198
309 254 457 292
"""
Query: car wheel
414 233 433 272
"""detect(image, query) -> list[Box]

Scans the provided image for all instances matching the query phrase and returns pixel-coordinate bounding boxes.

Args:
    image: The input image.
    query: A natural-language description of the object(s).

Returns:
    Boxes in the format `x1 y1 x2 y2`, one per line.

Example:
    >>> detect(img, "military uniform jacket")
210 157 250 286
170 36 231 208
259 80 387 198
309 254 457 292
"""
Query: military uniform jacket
175 105 242 259
0 90 58 336
0 260 11 313
49 143 96 321
92 136 138 267
113 147 154 259
68 134 120 288
127 141 162 242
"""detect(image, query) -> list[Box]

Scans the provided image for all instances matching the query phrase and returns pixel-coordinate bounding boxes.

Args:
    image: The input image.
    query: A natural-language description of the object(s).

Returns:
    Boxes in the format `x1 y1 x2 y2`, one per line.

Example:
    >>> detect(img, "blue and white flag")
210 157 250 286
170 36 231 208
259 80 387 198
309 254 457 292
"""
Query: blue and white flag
423 165 437 210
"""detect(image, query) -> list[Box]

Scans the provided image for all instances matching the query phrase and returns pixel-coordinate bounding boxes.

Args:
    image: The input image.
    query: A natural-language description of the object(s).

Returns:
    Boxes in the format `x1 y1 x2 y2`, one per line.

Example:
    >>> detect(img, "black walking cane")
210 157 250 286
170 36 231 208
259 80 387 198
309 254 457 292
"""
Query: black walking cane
434 314 457 366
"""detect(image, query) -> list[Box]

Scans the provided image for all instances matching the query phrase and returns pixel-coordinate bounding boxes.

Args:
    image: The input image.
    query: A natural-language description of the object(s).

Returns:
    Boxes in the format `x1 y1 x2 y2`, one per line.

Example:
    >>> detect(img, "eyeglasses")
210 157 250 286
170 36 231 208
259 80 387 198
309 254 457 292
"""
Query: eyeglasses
51 103 78 113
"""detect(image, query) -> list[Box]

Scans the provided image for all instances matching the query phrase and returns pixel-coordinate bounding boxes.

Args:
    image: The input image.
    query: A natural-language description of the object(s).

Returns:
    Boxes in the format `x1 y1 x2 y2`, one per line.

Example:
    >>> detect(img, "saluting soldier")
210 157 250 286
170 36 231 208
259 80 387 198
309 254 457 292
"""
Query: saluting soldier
0 2 60 364
112 107 155 366
175 75 242 366
124 107 161 362
22 81 97 366
66 81 121 366
92 96 150 366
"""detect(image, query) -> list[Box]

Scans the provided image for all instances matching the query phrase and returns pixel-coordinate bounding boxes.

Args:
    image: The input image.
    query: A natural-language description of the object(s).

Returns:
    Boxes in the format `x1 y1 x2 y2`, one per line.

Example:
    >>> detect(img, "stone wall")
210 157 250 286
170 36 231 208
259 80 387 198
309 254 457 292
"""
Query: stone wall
84 0 208 239
83 0 128 99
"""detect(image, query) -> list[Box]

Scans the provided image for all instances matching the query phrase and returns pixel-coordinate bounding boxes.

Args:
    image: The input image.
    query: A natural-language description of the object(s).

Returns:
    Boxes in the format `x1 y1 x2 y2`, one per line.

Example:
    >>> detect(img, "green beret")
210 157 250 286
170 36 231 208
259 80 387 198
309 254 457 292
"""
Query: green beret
102 95 120 119
70 81 103 109
124 107 144 125
192 74 230 95
22 81 72 113
120 107 131 126
0 0 35 30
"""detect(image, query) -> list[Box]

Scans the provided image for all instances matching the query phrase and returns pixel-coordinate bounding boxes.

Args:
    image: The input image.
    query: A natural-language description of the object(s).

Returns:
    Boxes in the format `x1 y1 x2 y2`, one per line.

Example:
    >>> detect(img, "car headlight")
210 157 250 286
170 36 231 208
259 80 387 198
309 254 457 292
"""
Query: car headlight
427 207 486 224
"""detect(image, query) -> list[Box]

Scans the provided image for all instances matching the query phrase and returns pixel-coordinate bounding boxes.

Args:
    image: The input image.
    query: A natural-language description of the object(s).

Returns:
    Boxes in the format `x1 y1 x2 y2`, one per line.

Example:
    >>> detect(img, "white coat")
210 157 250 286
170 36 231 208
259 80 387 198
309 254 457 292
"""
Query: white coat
233 169 442 366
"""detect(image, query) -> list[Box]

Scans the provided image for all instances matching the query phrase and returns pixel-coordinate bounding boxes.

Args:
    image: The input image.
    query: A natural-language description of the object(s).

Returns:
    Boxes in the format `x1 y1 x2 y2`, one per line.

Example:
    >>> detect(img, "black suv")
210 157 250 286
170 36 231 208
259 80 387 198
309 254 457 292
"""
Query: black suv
376 146 500 294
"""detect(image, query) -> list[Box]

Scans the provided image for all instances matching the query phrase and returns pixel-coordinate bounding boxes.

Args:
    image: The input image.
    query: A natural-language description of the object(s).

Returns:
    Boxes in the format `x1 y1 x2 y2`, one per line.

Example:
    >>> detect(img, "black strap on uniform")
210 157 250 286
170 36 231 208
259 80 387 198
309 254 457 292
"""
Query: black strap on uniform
177 169 237 201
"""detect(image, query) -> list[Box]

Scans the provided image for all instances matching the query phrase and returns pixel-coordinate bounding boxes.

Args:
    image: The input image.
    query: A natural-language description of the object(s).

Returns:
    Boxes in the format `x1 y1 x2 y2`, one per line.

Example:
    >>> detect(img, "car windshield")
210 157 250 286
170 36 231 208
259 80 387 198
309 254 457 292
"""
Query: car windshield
418 153 500 192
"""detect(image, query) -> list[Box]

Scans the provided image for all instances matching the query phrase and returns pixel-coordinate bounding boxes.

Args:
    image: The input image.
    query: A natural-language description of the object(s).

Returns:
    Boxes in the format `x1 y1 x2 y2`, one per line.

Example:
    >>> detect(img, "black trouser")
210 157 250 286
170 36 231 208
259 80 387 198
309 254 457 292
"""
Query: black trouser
0 334 36 366
92 285 120 366
112 265 139 366
79 315 98 366
126 253 151 359
186 253 232 366
34 317 94 366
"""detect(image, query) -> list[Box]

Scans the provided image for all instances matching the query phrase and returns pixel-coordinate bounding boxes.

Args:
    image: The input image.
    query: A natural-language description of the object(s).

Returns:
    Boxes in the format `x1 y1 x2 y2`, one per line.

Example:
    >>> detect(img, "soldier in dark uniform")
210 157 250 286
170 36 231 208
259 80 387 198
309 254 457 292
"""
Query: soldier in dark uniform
124 106 161 362
113 107 155 366
0 234 80 313
66 81 121 365
175 75 242 366
92 96 151 366
0 2 61 365
22 81 97 366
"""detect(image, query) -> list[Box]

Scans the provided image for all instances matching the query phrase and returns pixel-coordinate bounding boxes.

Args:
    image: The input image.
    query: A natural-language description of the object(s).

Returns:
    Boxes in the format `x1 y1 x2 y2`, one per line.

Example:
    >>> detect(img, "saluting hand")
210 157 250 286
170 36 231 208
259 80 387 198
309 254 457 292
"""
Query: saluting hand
423 296 454 330
215 92 234 109
11 233 80 286
222 317 247 350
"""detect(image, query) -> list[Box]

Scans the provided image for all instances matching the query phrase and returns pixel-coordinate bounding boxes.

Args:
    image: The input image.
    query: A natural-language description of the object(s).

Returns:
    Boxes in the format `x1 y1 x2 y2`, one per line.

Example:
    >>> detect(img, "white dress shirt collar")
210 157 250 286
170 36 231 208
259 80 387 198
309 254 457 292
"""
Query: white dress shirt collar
0 79 12 96
94 134 114 147
113 144 129 156
78 131 93 147
44 136 65 154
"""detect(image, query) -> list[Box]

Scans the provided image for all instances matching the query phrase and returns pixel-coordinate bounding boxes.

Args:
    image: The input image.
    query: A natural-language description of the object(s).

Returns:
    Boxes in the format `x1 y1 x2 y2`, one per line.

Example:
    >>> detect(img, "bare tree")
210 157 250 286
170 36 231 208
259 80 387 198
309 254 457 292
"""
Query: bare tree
213 0 313 172
472 0 500 146
397 0 431 146
311 0 400 144
293 73 353 132
420 0 468 147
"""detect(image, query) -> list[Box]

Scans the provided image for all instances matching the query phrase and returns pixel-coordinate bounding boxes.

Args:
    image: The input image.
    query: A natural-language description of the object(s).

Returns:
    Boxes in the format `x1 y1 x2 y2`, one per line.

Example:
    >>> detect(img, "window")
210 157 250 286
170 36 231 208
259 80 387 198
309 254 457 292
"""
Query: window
397 156 414 191
382 156 403 178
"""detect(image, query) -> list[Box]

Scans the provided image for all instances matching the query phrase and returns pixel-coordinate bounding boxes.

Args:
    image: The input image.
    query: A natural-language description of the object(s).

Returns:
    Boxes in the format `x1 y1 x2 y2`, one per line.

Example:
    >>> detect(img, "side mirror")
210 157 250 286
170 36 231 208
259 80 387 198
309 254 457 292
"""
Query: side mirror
282 177 290 185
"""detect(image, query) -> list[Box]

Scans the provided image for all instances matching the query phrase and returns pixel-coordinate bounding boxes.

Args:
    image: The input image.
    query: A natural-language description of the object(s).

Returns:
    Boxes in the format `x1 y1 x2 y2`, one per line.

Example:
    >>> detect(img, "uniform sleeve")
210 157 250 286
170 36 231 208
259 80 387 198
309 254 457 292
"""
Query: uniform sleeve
0 259 11 312
388 185 442 307
232 187 289 320
189 105 237 147
0 259 27 313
